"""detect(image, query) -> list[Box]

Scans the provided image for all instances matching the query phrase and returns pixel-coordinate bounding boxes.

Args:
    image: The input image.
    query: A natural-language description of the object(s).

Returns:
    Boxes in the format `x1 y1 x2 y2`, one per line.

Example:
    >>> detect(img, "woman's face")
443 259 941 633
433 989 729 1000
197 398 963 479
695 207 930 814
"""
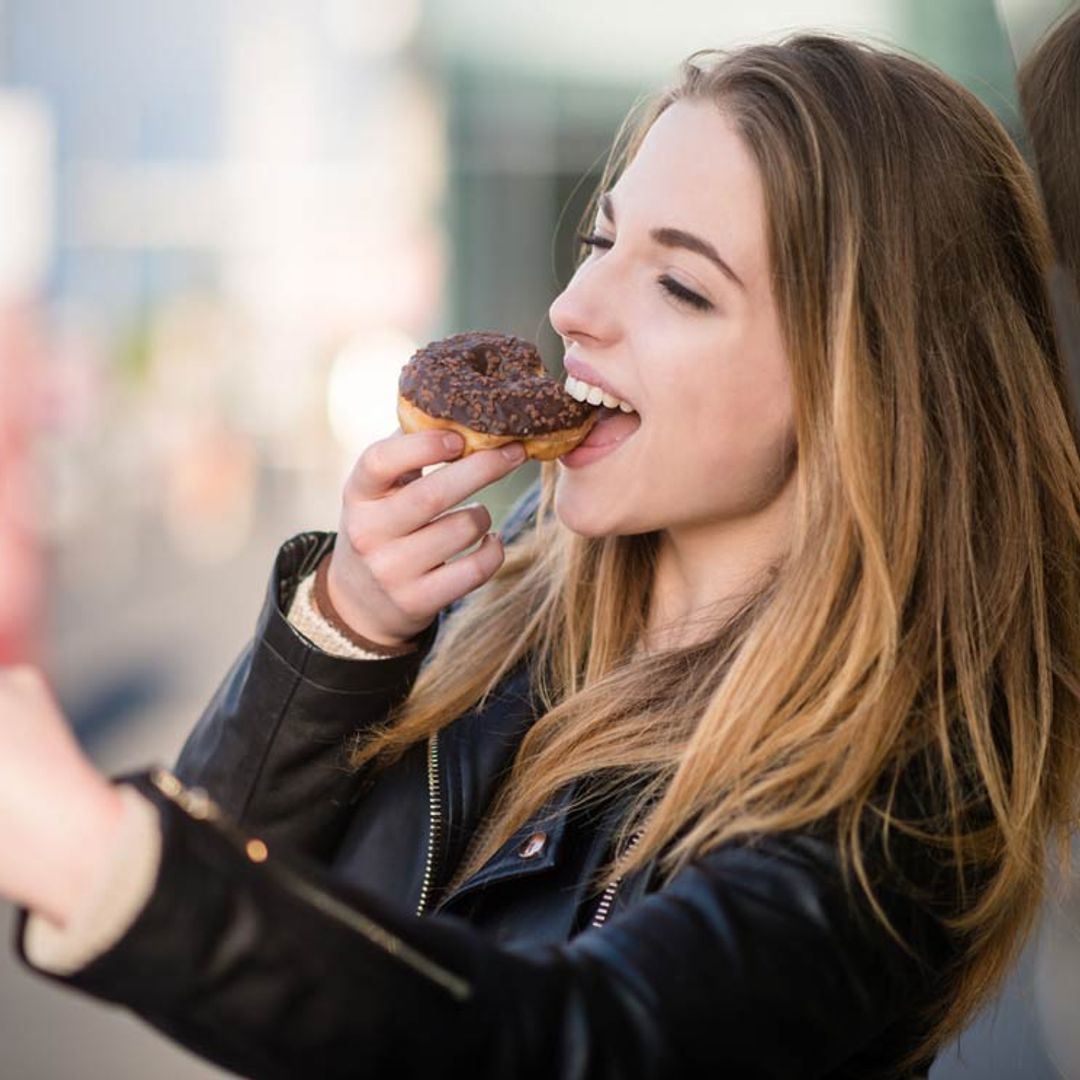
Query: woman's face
548 99 797 538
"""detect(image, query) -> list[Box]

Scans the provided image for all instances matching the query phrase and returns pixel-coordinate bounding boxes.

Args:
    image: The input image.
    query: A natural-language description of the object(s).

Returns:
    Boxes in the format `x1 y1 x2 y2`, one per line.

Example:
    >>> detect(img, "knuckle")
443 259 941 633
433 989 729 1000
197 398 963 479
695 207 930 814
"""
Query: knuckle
363 548 397 589
411 483 444 520
342 511 376 556
456 510 485 545
358 441 389 480
393 589 427 622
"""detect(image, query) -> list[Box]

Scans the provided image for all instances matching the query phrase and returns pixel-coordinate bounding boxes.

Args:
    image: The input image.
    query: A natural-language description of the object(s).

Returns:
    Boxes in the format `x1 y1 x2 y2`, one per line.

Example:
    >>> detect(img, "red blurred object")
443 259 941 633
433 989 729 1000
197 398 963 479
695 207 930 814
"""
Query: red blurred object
0 303 43 665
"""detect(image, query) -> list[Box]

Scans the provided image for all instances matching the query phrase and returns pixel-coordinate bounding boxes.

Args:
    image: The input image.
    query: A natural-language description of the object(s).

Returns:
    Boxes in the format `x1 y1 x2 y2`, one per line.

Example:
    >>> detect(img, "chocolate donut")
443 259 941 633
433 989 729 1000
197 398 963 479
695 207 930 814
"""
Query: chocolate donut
397 330 600 460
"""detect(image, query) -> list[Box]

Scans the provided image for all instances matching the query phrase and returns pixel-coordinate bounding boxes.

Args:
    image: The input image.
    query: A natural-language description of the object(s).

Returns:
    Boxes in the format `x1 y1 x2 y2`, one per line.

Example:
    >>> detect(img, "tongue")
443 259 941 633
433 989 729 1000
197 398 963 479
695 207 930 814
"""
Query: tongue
581 407 641 448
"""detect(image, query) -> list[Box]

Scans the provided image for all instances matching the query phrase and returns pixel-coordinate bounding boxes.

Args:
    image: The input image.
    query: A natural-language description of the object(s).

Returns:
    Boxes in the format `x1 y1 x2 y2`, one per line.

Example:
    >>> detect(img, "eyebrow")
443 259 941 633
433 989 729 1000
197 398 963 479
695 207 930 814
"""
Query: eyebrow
599 192 746 290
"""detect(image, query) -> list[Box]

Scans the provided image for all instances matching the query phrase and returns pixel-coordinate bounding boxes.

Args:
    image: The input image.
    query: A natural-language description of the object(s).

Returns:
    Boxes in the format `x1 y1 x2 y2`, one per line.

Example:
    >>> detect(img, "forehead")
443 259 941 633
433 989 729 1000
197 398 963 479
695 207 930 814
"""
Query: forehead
610 99 768 285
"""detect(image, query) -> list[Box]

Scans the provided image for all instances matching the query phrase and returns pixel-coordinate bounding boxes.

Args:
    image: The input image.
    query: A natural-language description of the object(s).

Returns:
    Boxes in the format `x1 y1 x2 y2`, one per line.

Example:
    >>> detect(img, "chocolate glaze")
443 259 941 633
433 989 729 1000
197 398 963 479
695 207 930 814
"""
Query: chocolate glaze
399 330 596 435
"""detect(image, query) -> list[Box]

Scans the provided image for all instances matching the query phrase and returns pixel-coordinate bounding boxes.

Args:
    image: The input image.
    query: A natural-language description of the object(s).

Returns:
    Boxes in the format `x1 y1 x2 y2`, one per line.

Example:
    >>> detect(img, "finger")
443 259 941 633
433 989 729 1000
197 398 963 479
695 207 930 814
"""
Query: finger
347 429 466 501
394 532 506 614
375 444 526 539
392 468 424 489
368 503 493 582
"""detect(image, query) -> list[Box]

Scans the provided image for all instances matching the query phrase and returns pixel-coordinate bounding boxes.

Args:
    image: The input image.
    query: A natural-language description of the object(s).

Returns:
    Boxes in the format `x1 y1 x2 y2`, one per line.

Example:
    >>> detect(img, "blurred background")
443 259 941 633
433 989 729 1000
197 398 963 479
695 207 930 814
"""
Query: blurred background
0 0 1077 1075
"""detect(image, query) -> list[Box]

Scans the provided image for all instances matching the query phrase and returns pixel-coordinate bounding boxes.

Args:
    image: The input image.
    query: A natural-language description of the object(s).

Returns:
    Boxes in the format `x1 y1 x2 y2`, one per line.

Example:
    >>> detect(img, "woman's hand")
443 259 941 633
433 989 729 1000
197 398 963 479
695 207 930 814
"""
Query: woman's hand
325 429 528 648
0 666 125 926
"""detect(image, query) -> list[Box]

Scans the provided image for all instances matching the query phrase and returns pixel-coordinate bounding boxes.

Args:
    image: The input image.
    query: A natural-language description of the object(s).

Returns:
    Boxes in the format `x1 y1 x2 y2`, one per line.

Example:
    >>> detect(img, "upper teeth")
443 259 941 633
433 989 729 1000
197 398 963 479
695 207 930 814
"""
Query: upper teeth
564 375 636 412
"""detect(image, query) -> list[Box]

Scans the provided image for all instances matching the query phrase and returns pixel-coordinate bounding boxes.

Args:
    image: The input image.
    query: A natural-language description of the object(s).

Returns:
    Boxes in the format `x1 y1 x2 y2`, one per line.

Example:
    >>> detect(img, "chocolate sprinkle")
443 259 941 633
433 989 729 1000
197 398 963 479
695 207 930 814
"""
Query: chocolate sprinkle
399 330 596 435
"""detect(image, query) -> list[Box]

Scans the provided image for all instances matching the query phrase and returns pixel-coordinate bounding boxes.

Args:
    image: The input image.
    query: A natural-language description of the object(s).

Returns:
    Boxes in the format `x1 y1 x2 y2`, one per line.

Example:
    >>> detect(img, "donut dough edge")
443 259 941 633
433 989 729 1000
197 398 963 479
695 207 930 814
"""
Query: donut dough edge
396 394 600 461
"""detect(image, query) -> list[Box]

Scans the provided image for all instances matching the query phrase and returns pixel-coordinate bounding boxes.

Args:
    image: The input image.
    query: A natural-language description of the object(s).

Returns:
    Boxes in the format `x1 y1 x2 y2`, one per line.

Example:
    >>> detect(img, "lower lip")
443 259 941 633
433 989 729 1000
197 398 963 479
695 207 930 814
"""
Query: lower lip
558 418 638 469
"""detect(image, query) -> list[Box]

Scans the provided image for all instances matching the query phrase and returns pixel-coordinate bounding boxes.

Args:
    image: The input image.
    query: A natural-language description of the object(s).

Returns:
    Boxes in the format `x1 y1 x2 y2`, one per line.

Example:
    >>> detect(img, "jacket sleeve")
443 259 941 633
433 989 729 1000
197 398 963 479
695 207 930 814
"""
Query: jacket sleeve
172 530 441 862
170 479 541 865
16 768 952 1080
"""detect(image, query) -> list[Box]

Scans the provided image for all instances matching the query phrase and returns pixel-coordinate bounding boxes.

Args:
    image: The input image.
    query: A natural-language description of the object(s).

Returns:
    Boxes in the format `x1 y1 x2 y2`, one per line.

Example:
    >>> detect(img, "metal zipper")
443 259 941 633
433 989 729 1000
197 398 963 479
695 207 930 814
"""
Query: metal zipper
590 826 645 929
149 768 470 1001
415 731 444 917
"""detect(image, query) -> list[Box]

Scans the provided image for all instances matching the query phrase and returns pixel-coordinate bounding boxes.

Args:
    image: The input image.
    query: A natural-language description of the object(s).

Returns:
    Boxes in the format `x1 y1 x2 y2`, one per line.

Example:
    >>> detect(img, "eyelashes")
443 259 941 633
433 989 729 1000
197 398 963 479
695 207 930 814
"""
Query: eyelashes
574 232 713 312
658 275 713 311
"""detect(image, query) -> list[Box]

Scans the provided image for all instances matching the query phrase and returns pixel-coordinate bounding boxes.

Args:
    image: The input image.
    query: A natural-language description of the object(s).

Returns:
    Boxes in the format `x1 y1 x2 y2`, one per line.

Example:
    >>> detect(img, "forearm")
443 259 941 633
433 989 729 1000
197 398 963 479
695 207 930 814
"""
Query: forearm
21 771 494 1080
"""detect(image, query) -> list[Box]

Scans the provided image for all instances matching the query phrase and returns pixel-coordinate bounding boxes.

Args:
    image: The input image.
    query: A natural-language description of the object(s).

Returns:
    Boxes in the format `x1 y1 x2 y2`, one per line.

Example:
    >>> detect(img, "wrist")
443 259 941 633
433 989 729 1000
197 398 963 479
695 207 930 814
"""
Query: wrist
34 780 127 928
21 785 163 976
317 551 422 656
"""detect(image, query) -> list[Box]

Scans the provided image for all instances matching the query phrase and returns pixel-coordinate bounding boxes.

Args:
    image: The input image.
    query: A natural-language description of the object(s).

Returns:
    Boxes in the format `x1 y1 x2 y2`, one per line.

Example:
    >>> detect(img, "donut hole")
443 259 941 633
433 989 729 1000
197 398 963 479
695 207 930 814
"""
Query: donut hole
465 349 502 379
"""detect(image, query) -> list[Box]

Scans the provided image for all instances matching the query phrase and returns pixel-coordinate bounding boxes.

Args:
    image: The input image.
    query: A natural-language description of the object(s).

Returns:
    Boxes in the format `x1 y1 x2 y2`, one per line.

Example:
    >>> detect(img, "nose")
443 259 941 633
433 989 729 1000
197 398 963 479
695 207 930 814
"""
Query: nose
548 258 619 349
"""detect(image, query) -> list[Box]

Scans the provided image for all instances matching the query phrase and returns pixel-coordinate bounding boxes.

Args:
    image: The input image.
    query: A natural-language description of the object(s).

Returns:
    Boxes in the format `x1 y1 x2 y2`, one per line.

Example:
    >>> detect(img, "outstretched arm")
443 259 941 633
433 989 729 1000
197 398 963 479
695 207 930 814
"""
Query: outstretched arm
10 751 951 1079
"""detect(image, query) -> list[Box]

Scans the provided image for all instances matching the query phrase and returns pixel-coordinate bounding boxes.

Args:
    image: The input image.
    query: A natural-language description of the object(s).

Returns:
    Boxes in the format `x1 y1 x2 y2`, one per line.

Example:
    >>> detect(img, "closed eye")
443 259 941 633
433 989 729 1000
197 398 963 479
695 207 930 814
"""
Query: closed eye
657 275 712 311
575 232 714 313
576 230 614 254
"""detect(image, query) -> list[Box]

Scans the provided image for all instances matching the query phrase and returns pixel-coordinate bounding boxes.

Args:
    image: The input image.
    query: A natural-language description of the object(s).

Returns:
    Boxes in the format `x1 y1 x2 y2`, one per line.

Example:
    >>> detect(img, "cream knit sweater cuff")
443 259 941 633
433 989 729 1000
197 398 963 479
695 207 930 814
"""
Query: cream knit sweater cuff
286 569 401 660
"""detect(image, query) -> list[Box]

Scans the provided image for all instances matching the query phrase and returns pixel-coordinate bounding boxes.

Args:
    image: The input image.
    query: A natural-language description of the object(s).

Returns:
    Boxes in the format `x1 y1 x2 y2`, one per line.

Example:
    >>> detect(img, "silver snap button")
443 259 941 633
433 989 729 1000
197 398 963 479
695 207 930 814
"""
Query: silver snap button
518 831 547 858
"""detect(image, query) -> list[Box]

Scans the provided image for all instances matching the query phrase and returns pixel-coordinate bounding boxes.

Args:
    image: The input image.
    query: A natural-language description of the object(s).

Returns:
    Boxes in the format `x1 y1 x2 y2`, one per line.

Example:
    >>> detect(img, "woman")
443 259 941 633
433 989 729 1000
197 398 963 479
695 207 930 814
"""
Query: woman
4 34 1080 1080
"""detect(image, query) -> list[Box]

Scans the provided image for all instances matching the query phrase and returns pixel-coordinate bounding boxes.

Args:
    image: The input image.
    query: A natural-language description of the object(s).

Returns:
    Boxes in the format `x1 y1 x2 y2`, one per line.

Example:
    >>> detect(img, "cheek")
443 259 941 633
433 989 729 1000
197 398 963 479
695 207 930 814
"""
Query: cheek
655 351 794 504
670 352 791 454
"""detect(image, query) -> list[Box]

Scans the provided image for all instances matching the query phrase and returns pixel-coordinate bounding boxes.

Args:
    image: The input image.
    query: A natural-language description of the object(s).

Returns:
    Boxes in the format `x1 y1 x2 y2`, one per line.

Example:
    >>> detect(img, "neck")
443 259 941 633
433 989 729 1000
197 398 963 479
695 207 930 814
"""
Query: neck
641 473 796 654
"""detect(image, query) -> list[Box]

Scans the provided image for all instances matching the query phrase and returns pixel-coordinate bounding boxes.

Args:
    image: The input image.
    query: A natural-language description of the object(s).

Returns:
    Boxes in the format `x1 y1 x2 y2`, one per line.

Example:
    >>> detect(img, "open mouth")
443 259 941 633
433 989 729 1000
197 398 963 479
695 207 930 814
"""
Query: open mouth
581 405 641 448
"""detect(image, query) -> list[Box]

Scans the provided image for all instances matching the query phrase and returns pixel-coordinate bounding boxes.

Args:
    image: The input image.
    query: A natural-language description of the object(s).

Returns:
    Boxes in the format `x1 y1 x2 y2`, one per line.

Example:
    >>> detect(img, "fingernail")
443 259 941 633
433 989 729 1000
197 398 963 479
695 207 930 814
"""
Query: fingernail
501 443 526 462
443 433 464 453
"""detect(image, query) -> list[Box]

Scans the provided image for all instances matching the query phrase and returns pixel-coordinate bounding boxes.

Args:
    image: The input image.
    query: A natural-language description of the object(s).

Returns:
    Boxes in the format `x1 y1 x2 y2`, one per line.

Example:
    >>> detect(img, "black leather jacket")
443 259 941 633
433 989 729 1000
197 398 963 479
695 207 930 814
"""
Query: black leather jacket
17 487 955 1079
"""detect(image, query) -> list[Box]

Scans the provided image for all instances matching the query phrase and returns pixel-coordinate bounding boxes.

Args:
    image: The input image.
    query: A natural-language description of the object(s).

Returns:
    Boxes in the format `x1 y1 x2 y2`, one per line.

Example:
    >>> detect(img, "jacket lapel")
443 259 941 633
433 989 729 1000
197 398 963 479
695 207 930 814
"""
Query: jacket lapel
433 779 581 912
435 662 538 888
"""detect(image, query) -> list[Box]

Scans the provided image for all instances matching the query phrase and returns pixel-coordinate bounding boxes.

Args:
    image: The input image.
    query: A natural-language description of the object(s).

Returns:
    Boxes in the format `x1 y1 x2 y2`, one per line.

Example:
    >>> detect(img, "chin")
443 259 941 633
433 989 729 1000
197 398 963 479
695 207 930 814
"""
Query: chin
553 509 609 539
553 483 650 539
553 485 614 538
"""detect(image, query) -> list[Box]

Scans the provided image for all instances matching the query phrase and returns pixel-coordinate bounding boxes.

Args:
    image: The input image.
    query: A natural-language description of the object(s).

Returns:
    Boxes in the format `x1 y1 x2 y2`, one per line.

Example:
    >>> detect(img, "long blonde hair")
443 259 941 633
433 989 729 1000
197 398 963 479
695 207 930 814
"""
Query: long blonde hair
350 36 1080 1072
